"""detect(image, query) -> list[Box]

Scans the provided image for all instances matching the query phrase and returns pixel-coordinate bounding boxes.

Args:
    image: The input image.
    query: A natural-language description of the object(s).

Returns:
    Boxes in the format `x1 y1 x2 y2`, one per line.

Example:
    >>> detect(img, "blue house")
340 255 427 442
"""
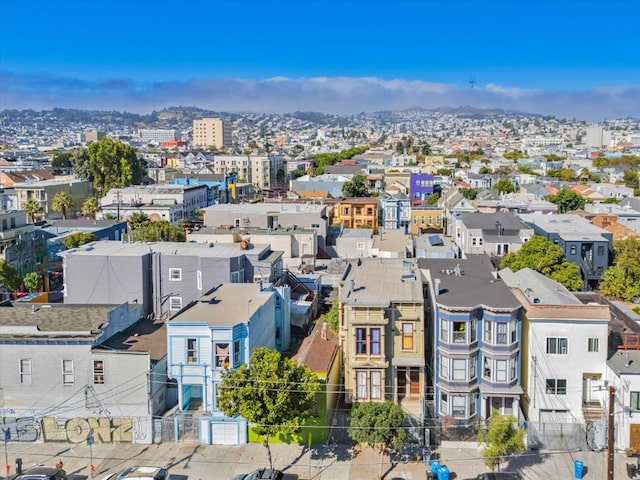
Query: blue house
409 173 435 204
419 256 523 424
380 193 411 230
166 282 290 445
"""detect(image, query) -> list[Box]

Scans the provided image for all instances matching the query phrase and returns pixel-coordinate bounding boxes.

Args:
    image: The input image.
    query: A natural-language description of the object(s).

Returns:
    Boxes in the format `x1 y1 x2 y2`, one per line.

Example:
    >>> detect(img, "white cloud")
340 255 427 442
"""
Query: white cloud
0 72 638 121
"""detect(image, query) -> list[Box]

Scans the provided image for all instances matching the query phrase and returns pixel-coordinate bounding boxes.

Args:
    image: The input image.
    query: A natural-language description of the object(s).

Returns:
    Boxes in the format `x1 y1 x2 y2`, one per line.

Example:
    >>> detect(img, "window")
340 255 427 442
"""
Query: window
402 323 414 350
495 360 508 382
197 270 202 291
233 340 241 367
169 268 182 281
496 323 508 344
93 360 105 384
570 245 577 255
440 393 449 414
470 319 477 343
631 392 640 411
356 328 367 354
62 359 74 385
483 357 491 379
546 337 568 355
453 321 466 343
187 338 198 363
19 359 32 385
215 343 230 368
588 338 599 353
483 321 492 342
169 296 182 311
470 355 477 379
510 320 517 343
510 357 517 381
440 355 449 379
356 370 383 400
452 396 466 417
440 320 449 342
597 245 605 256
357 242 365 250
371 328 381 355
452 359 466 380
546 379 567 395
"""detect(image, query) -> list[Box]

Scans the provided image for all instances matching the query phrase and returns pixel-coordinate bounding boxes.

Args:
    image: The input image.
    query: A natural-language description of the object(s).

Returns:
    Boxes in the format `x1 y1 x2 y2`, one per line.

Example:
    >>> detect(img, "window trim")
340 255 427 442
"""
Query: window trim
545 378 567 395
587 337 599 353
401 322 415 350
631 391 640 411
186 338 198 363
546 337 568 355
169 296 183 311
93 359 105 385
19 358 32 385
62 359 74 386
169 268 182 281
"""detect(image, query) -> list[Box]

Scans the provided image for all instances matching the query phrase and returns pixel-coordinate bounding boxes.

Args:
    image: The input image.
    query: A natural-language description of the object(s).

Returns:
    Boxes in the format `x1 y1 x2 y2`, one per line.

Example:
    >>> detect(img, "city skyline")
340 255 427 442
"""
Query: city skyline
1 0 639 120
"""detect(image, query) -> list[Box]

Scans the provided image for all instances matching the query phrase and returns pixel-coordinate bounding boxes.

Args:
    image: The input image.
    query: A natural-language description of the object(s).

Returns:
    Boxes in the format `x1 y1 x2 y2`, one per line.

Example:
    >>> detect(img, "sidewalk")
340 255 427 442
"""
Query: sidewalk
0 440 634 480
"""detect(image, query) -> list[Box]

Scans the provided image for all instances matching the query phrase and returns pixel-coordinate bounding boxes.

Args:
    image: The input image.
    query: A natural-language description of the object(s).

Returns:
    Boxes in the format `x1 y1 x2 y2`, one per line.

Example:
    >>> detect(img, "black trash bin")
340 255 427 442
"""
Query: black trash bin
627 462 637 478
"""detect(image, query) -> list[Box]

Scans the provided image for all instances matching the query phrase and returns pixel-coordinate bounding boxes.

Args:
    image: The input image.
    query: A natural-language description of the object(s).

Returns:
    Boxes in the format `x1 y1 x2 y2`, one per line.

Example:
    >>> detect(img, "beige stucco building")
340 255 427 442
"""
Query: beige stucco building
192 118 232 149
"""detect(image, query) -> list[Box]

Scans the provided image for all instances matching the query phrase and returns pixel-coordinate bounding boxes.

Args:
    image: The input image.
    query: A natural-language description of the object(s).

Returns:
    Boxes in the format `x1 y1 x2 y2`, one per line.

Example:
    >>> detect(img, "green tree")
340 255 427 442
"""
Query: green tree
547 168 577 182
426 193 439 205
479 166 491 174
460 188 478 200
64 232 97 249
478 410 525 470
128 212 151 230
494 178 516 195
51 191 74 219
130 221 186 242
23 272 41 293
23 198 43 223
217 347 319 464
342 174 368 197
543 154 566 162
624 169 639 189
81 196 100 218
72 137 145 195
0 260 21 295
436 168 452 177
501 236 583 290
503 150 528 161
544 188 586 213
51 151 73 175
348 401 407 452
324 298 339 332
600 238 640 301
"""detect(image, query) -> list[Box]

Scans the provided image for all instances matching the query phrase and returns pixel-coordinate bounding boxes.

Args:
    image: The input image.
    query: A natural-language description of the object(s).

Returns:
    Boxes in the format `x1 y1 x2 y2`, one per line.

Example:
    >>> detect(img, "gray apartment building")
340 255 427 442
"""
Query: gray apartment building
519 214 613 289
0 302 168 445
452 212 534 258
59 240 283 320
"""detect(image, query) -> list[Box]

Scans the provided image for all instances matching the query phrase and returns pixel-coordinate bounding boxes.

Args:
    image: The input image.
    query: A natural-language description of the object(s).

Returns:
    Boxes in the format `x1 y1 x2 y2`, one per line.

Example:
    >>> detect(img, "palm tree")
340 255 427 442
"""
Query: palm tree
81 196 100 219
23 197 43 223
52 191 74 219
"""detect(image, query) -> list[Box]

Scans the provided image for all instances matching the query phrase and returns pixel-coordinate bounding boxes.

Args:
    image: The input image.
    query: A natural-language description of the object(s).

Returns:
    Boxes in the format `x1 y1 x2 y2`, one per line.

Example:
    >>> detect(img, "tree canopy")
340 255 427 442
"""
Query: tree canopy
23 198 43 223
64 232 97 249
309 146 368 175
324 298 339 332
0 260 21 294
51 191 74 219
544 188 586 213
547 168 577 182
460 188 478 200
130 221 186 242
348 401 407 453
217 347 319 454
494 178 516 195
600 237 640 302
51 151 73 175
342 174 368 197
478 410 525 470
81 196 100 218
72 137 145 195
23 272 41 293
501 235 583 291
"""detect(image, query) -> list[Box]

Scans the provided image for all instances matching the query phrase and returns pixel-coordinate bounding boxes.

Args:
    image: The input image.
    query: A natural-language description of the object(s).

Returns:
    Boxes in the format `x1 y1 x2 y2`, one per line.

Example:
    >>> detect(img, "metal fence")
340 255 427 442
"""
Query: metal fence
159 411 200 443
526 421 588 452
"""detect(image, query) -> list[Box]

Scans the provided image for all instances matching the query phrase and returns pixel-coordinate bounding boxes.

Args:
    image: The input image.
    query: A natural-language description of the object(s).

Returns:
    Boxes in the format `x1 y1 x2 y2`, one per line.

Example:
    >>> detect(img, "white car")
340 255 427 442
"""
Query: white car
99 466 169 480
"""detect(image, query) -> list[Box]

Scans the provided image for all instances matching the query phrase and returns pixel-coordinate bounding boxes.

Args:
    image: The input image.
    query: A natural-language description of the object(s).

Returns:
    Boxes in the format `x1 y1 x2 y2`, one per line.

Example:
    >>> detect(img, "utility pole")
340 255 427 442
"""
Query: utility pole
607 385 615 480
116 190 121 221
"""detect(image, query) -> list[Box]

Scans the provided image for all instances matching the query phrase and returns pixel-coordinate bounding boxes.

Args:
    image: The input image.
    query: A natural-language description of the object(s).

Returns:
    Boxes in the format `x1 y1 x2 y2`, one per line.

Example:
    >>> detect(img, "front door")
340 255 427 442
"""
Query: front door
397 367 407 400
409 368 420 395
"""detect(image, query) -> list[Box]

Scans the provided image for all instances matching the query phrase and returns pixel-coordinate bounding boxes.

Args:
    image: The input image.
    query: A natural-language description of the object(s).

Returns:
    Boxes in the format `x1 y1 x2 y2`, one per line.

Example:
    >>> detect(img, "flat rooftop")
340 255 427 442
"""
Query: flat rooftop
499 267 582 306
100 317 167 361
339 228 373 239
339 258 423 307
519 213 611 240
58 239 270 258
168 283 274 326
419 255 519 310
202 203 326 214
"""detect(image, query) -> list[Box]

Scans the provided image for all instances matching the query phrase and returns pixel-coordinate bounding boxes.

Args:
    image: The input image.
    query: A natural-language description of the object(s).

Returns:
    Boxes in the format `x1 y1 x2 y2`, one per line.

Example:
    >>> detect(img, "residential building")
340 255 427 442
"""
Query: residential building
409 206 444 235
380 194 411 230
289 173 352 199
339 258 425 434
606 344 640 451
333 198 379 231
139 129 180 143
335 228 374 259
440 189 477 236
420 256 523 423
452 212 533 258
500 268 610 424
292 321 342 444
14 178 93 220
0 210 33 259
409 173 435 205
192 118 232 149
0 302 167 444
166 283 284 445
59 240 283 320
519 214 613 289
0 170 55 189
414 234 457 259
371 229 413 258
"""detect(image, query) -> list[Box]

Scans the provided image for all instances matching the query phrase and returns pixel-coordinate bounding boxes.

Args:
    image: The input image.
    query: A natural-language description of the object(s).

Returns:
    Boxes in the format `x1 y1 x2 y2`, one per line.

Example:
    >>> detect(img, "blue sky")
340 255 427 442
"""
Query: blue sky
1 0 639 120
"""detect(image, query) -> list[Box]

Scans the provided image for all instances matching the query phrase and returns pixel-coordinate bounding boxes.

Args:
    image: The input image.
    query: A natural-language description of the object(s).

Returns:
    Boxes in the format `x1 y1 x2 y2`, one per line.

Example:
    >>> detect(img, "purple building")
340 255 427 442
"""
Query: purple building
410 173 435 204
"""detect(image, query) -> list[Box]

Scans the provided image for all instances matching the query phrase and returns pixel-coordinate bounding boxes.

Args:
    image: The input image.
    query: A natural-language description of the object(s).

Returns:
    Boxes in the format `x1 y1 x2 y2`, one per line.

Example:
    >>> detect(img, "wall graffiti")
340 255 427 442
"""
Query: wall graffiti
1 416 134 443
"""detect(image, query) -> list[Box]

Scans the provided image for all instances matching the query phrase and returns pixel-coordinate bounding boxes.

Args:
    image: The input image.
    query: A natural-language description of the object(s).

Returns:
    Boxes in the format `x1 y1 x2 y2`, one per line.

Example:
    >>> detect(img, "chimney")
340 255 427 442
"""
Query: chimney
434 278 441 295
321 322 328 340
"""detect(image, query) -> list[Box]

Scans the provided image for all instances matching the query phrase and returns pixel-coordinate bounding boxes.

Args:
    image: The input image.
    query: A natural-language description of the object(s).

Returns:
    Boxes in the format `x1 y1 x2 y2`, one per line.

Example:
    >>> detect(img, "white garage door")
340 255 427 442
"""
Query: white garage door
212 422 239 445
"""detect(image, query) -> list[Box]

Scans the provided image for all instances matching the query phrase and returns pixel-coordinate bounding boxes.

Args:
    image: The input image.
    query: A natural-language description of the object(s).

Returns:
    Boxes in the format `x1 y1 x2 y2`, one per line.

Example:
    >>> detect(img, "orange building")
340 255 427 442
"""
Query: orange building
591 214 639 240
333 197 379 230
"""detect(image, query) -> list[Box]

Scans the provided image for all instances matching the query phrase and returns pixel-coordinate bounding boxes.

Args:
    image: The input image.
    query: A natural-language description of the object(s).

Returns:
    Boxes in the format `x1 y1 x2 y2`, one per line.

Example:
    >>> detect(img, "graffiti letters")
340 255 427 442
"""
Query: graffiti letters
0 416 41 442
41 416 133 443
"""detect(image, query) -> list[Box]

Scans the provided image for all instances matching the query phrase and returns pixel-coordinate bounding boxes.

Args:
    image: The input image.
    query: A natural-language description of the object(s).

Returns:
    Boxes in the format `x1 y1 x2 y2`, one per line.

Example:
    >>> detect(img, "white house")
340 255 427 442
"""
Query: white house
606 341 640 452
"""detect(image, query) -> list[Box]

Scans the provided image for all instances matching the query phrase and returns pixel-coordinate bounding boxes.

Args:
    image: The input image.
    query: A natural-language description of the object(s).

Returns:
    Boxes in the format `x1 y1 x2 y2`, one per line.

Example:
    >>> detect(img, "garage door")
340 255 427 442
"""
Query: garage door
212 422 239 445
630 424 640 452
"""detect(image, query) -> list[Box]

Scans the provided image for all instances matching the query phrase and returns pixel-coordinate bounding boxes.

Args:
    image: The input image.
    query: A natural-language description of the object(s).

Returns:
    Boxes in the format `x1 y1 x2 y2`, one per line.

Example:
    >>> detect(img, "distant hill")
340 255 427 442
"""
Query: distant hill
395 105 543 117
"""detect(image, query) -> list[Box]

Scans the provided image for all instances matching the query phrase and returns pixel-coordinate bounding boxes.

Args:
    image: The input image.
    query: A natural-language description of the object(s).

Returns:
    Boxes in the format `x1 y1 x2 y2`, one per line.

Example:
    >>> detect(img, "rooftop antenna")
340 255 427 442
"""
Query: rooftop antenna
469 74 477 89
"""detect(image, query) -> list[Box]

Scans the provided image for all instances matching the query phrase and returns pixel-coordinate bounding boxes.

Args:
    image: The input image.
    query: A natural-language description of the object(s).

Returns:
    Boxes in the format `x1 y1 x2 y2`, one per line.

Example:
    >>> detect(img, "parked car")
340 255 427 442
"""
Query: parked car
231 469 284 480
14 466 67 480
472 473 523 480
99 466 169 480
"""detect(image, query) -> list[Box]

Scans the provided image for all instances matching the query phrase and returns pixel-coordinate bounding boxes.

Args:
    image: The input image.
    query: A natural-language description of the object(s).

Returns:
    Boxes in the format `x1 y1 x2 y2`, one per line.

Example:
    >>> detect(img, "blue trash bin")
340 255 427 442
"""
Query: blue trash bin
437 465 450 480
574 459 584 479
430 460 441 474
